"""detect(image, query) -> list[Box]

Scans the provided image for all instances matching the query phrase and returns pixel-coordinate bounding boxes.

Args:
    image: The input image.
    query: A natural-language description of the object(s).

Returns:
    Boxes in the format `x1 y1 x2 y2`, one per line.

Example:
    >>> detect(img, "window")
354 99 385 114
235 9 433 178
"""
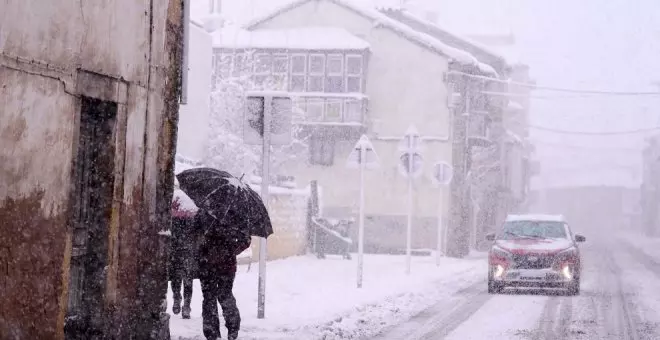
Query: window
326 54 344 93
324 99 342 122
346 55 363 92
253 53 272 86
232 53 246 77
308 54 325 92
290 54 306 91
218 54 232 78
344 99 363 123
498 220 568 239
306 99 324 121
272 54 289 90
309 132 335 166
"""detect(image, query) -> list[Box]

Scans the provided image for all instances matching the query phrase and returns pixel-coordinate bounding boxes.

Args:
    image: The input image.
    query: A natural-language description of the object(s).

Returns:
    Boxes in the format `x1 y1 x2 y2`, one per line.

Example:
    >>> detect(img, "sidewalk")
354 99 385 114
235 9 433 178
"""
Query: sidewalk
169 253 486 340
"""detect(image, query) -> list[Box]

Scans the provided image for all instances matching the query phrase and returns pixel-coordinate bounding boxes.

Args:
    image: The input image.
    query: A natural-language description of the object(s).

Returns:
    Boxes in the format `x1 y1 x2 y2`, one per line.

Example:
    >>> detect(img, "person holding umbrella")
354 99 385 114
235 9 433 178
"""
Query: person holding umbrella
177 168 274 340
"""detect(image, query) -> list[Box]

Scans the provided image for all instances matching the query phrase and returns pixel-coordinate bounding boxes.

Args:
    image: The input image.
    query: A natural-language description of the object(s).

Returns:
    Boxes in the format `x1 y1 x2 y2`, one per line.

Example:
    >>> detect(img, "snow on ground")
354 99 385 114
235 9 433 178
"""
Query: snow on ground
169 253 485 339
619 231 660 260
444 294 548 340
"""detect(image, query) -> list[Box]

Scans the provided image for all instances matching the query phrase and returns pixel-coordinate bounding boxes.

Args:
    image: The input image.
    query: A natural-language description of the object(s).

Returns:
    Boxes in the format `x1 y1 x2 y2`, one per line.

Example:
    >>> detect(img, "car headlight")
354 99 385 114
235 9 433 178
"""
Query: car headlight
554 246 578 268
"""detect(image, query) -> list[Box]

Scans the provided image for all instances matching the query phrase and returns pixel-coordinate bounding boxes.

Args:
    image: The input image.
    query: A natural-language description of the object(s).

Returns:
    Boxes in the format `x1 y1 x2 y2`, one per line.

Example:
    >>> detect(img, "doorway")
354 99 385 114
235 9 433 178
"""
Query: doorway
65 97 117 339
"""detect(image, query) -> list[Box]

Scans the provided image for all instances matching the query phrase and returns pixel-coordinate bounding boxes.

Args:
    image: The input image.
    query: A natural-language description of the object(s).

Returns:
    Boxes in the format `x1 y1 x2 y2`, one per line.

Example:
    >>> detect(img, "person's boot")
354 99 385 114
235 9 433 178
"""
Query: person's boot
182 304 191 319
172 299 181 315
228 330 239 340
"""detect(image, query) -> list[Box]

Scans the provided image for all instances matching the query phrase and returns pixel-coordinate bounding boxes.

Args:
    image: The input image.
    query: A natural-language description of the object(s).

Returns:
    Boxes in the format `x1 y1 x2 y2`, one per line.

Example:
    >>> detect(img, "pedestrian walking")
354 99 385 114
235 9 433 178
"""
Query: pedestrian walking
170 197 198 319
175 167 275 340
195 208 251 340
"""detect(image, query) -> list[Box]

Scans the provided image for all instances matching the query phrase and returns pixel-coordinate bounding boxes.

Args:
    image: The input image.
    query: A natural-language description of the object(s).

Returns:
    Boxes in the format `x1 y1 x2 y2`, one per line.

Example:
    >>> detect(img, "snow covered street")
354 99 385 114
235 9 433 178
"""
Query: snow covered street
374 233 660 340
168 253 486 339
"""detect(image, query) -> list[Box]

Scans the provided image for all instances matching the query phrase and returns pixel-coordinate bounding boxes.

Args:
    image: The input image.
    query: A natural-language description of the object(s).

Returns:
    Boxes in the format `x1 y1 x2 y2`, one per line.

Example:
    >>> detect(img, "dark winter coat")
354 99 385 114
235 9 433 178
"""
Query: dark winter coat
194 209 251 277
168 214 199 280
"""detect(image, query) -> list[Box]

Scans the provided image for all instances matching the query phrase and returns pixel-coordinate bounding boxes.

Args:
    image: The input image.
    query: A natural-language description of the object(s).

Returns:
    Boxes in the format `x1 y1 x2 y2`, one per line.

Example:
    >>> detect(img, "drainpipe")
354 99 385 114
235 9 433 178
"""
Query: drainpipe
181 0 190 104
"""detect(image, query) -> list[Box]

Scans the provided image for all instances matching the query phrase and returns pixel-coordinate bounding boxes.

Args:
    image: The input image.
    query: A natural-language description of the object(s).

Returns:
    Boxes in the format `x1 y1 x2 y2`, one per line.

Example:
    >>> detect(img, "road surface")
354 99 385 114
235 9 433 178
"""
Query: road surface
373 237 660 340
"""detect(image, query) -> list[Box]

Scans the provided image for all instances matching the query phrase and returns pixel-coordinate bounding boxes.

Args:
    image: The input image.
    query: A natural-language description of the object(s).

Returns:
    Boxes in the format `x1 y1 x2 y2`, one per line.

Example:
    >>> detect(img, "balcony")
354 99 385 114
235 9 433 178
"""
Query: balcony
291 92 368 128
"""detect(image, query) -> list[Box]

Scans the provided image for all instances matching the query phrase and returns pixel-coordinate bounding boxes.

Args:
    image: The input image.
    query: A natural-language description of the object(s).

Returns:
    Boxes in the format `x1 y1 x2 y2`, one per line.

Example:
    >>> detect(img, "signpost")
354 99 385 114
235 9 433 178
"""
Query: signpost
346 135 380 288
244 92 292 319
398 125 423 275
431 161 453 266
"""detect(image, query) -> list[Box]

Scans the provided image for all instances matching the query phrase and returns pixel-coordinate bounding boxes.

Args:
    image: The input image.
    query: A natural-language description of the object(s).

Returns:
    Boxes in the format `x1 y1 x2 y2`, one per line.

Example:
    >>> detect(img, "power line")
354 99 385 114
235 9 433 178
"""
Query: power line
448 71 660 96
531 140 643 152
528 124 660 135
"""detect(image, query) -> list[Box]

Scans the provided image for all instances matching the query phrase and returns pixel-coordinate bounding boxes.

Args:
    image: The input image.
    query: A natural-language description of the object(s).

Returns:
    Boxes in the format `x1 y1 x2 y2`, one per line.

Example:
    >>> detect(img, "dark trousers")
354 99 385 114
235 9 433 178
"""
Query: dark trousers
171 274 193 306
201 272 240 339
170 254 194 305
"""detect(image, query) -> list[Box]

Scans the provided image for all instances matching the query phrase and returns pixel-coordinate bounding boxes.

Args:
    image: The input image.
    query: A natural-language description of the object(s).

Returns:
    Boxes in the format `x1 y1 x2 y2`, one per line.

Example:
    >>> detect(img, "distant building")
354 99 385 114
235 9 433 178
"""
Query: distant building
0 0 183 338
213 0 499 254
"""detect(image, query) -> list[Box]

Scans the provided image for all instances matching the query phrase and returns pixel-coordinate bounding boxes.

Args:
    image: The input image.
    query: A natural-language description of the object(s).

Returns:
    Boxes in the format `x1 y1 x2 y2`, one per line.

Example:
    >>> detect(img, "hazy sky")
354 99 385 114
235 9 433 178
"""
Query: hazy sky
197 0 660 188
431 0 660 188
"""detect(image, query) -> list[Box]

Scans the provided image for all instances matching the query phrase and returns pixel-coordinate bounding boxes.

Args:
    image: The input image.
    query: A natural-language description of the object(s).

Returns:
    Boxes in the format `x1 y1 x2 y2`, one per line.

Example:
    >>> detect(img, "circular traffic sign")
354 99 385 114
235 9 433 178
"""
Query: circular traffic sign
432 162 453 186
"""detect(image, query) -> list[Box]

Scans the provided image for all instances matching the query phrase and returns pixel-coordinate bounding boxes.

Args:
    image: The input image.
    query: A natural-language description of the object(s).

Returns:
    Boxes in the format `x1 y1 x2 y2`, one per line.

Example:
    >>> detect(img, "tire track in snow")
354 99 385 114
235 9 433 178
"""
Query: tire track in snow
602 245 642 340
535 294 572 340
372 280 491 340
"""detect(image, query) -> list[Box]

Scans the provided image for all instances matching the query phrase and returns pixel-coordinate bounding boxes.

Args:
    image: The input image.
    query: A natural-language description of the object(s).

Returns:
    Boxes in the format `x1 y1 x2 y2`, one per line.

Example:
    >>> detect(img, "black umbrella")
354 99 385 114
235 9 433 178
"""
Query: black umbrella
176 167 274 238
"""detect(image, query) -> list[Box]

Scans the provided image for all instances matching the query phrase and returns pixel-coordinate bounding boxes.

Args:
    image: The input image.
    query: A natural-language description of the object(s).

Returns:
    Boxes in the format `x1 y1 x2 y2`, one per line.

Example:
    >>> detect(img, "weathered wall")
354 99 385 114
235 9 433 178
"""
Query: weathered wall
0 0 183 338
251 0 453 228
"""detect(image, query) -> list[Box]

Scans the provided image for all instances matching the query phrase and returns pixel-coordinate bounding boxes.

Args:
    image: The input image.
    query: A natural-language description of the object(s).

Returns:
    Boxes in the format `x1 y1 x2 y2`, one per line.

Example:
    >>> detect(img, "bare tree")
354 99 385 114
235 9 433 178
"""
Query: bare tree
205 50 310 180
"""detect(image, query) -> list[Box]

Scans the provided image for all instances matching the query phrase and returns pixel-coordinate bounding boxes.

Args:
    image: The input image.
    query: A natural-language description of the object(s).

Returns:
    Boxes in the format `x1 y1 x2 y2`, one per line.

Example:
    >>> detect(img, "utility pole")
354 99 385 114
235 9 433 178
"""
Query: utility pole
447 79 471 258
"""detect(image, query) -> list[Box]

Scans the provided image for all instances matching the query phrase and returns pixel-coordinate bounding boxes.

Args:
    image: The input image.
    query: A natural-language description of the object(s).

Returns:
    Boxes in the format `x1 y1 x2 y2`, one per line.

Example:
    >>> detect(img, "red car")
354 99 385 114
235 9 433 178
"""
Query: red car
486 214 586 295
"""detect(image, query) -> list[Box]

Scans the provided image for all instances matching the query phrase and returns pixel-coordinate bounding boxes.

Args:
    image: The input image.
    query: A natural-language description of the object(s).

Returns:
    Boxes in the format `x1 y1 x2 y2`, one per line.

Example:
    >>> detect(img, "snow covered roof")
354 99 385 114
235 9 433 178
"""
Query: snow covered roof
214 26 370 50
379 9 507 69
244 0 498 76
506 214 566 222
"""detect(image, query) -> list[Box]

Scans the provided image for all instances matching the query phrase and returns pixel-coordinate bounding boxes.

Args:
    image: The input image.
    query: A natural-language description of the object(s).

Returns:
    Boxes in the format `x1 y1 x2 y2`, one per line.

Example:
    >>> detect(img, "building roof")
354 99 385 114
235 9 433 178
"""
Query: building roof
379 9 509 71
244 0 498 76
213 26 370 50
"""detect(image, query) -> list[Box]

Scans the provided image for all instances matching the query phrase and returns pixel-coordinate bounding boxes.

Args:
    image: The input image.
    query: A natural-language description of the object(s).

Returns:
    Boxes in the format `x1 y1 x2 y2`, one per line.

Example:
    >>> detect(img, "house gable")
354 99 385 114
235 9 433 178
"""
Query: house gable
244 0 496 76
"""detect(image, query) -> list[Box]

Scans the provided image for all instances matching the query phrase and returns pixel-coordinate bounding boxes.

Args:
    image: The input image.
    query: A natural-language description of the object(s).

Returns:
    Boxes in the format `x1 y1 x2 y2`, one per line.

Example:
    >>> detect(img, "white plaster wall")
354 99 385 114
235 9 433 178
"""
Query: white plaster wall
251 0 453 219
177 23 213 162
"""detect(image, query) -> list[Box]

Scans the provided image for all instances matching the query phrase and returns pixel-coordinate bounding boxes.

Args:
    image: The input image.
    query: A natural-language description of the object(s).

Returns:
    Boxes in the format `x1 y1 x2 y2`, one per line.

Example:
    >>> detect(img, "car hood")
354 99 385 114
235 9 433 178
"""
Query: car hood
494 238 574 255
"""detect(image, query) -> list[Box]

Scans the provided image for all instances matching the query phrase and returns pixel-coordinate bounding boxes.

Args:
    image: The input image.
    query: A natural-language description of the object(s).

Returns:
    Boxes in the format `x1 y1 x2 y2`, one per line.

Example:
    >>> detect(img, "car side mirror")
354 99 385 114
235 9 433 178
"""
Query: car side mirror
575 234 586 243
485 233 496 241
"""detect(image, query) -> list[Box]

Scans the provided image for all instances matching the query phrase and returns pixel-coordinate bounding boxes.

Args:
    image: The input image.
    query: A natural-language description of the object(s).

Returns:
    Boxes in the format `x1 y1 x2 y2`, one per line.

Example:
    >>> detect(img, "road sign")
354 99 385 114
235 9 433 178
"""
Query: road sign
346 134 378 289
398 125 422 152
398 152 423 178
431 162 454 186
346 135 380 169
244 95 292 145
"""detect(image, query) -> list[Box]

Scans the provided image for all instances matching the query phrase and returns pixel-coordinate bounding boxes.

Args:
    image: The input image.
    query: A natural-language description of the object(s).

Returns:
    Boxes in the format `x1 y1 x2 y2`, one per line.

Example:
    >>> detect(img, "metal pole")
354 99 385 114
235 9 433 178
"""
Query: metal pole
436 189 443 266
406 150 413 275
357 145 366 288
258 96 272 319
464 87 476 251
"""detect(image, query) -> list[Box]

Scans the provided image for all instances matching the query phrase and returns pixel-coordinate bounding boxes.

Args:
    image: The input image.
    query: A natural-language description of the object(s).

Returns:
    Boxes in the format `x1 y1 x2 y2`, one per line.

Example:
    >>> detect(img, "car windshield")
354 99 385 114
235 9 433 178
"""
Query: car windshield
498 220 568 240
